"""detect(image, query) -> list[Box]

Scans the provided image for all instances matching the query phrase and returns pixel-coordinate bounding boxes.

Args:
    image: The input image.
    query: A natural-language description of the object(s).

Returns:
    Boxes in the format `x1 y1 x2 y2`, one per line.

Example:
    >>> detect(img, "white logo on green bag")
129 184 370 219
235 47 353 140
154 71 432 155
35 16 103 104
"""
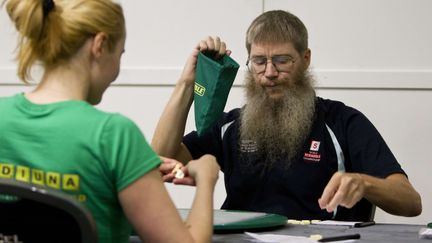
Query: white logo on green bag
194 83 206 96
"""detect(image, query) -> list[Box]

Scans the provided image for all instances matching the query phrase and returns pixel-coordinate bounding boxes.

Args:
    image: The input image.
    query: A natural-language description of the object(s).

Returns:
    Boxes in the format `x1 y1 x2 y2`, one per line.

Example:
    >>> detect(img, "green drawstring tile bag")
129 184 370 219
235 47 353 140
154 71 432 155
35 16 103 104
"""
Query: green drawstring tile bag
194 52 240 136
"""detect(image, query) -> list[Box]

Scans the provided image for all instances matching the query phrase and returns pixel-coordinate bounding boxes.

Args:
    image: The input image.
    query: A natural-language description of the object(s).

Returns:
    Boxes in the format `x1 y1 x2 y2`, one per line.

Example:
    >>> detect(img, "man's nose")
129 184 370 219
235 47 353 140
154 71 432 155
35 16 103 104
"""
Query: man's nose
264 60 279 77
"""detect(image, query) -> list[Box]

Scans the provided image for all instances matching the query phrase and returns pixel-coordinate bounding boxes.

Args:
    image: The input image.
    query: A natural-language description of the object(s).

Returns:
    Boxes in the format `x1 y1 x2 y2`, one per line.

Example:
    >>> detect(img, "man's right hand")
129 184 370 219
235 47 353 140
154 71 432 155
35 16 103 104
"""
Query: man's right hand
178 36 230 87
159 156 184 183
159 155 219 186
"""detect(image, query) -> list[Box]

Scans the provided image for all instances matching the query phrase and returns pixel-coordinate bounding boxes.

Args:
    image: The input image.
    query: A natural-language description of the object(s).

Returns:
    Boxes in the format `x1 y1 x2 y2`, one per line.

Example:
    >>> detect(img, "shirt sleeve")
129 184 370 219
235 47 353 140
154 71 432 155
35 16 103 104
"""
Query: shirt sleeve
101 114 161 192
183 109 241 173
342 107 406 178
183 130 218 159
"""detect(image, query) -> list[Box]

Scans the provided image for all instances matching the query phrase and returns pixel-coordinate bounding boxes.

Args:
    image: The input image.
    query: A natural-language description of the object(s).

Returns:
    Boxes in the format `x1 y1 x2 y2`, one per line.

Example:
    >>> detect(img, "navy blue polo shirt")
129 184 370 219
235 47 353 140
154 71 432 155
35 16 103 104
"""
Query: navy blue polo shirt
183 97 405 220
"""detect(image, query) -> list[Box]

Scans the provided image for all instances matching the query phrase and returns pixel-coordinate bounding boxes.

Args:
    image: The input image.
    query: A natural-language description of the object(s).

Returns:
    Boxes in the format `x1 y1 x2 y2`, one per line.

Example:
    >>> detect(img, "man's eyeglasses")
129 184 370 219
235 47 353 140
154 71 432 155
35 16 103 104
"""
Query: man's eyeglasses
246 55 297 74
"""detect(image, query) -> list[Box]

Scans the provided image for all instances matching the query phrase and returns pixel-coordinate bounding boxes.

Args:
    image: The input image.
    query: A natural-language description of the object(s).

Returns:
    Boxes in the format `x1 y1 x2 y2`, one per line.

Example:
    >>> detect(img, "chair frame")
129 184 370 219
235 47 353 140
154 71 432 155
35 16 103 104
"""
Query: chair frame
0 178 98 243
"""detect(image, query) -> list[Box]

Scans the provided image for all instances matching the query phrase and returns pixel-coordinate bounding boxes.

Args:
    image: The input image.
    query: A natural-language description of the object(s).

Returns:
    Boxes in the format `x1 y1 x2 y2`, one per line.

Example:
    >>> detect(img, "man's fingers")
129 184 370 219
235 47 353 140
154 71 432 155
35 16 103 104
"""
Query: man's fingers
325 190 345 212
319 174 341 208
162 174 175 183
340 188 363 208
218 42 227 57
205 36 215 50
159 162 176 173
320 172 365 212
214 36 221 51
198 36 216 52
197 39 209 52
197 36 228 58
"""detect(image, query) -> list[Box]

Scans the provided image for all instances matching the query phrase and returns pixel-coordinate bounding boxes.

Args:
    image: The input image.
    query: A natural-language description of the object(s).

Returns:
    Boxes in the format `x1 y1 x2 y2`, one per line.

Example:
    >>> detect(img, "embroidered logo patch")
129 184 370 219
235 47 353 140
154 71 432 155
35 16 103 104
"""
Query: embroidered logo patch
304 140 321 163
310 140 320 151
240 139 258 153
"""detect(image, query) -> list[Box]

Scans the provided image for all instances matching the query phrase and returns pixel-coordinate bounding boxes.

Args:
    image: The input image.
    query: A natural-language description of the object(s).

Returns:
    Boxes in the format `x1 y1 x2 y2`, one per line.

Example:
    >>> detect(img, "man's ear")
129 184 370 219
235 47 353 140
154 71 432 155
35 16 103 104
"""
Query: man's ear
91 32 108 59
303 48 311 68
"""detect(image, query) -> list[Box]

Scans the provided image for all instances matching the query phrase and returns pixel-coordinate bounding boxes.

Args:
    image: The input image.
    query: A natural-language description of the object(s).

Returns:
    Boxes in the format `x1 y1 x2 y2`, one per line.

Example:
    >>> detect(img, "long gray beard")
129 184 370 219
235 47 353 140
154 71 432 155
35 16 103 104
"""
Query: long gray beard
240 69 316 169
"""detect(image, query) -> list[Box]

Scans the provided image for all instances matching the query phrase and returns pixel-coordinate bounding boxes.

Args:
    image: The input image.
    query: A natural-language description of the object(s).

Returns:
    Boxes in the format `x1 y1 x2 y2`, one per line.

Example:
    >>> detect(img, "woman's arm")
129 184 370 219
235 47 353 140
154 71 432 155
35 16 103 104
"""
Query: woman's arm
119 155 220 243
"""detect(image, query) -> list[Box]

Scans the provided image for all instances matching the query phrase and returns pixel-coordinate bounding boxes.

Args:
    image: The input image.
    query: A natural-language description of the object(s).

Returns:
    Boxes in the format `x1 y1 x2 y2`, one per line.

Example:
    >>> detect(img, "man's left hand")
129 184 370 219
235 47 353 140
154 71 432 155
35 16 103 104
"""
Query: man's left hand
318 171 365 212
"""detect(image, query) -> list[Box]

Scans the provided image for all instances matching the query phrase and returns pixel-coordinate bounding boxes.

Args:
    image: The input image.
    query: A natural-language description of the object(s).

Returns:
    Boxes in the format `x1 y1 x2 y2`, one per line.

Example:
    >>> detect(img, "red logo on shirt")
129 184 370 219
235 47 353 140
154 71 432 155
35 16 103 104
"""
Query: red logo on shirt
310 140 320 151
304 140 321 163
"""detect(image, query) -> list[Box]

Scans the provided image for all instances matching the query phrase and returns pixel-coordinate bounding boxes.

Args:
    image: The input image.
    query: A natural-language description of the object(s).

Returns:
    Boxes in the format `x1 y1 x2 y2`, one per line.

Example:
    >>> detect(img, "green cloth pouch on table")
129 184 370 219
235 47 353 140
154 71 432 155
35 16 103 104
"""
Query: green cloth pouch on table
194 52 240 136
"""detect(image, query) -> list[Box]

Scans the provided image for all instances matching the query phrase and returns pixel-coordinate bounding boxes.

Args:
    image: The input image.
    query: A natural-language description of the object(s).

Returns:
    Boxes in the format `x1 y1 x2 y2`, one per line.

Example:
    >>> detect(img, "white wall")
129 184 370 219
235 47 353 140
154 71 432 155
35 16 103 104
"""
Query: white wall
1 0 431 225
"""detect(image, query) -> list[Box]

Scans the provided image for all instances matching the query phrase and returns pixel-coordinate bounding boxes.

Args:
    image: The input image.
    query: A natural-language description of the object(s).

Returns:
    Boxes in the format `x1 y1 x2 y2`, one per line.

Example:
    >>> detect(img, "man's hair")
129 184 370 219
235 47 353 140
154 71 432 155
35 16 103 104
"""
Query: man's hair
4 0 125 83
246 10 308 55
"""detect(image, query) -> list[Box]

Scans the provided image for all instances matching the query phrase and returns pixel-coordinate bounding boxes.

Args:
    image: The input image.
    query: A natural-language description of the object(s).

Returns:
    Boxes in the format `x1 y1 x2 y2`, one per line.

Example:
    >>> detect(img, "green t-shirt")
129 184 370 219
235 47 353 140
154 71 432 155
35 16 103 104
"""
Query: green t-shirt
0 93 161 243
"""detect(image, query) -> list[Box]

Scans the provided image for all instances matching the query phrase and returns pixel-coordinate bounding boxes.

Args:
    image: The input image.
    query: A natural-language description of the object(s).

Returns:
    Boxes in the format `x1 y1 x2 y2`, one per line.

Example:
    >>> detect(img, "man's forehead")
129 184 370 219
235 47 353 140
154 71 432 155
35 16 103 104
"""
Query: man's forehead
250 42 296 55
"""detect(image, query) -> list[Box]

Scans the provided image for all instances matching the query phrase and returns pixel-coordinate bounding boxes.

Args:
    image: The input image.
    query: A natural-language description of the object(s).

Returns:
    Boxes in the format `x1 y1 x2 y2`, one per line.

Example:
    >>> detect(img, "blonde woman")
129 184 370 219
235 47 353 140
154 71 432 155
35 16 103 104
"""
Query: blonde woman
1 0 219 242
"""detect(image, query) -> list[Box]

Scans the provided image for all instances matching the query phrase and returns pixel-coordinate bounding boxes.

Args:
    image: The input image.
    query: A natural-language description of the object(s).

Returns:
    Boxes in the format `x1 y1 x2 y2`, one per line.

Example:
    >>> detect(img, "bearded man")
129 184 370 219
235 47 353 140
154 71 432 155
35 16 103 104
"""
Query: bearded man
152 10 421 220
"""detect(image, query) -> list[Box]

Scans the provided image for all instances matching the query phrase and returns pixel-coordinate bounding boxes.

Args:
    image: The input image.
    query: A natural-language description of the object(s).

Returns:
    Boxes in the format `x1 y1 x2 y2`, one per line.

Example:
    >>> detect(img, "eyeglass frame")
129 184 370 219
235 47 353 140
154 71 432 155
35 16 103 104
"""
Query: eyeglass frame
246 55 297 74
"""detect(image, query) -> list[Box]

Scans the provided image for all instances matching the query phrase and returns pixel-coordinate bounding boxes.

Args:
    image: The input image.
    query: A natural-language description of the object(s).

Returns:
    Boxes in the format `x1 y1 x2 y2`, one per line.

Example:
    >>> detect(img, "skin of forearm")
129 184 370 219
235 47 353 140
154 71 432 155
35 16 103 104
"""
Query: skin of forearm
185 180 216 243
360 173 422 216
152 81 194 157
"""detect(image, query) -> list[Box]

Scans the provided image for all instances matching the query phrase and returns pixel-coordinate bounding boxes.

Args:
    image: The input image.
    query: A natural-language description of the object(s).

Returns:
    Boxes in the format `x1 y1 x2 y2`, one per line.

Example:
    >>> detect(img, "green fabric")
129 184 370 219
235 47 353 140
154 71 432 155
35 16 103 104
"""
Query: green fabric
0 93 161 243
194 52 239 136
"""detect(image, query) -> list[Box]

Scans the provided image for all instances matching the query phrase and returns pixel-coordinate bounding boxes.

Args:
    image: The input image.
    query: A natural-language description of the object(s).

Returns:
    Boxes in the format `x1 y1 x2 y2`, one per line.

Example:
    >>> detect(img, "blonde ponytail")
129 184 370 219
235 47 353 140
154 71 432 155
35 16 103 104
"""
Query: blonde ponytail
4 0 124 83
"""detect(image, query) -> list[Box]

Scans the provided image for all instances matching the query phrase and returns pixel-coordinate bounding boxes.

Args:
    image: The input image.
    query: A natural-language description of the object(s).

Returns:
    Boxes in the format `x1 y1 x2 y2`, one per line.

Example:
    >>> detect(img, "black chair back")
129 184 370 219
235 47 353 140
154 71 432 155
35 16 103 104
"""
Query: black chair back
0 179 98 243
